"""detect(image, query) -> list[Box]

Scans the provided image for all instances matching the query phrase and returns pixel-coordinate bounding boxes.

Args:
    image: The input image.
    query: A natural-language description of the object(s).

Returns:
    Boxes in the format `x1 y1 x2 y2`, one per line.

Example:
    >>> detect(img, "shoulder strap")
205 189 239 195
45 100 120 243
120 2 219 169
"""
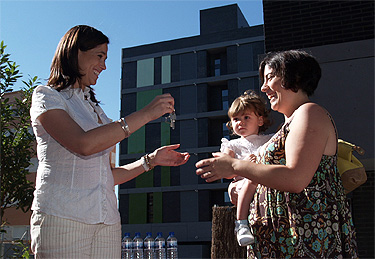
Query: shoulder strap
325 111 339 155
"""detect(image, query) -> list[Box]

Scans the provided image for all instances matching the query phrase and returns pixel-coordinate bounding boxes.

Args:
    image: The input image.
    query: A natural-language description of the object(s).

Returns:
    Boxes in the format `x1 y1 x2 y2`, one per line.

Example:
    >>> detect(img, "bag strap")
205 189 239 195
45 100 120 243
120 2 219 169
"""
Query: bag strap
338 139 365 156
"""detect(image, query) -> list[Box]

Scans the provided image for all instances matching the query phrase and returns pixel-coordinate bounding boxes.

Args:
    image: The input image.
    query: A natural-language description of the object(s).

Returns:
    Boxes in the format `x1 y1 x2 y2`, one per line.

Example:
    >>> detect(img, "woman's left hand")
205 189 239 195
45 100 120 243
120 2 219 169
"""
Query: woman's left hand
149 144 190 167
195 152 236 182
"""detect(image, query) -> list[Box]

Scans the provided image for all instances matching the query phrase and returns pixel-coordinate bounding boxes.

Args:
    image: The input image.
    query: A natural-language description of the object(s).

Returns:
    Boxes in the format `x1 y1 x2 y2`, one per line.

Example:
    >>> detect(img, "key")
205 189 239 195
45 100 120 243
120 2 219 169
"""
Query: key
165 111 176 129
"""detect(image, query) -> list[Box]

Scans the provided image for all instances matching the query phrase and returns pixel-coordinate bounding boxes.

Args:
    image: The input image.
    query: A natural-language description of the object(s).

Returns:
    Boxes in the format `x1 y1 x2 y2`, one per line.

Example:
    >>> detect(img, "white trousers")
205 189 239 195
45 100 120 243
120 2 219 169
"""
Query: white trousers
30 211 121 259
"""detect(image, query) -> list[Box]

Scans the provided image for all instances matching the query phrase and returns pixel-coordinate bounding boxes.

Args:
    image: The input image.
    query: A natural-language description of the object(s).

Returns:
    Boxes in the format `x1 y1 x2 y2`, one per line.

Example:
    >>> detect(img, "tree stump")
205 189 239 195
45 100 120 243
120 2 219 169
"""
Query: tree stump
211 206 247 258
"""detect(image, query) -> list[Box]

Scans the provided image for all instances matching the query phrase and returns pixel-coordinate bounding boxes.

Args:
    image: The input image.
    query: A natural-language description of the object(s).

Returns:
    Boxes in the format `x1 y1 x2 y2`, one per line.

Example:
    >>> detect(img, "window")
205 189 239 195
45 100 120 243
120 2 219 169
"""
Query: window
161 55 171 84
207 82 228 111
208 117 228 147
147 193 154 223
214 58 221 76
222 89 229 110
207 47 227 77
222 122 230 140
137 58 154 87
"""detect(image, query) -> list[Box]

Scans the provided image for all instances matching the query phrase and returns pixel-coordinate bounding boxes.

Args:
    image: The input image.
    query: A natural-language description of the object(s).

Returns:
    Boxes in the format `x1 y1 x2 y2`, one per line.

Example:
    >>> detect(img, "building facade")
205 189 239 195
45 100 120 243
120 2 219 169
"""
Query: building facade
119 4 265 258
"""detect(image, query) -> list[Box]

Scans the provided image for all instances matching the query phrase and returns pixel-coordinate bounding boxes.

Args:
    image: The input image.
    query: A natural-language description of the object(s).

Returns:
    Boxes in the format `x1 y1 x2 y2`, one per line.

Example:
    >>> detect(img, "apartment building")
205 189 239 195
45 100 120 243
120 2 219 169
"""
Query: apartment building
119 4 265 258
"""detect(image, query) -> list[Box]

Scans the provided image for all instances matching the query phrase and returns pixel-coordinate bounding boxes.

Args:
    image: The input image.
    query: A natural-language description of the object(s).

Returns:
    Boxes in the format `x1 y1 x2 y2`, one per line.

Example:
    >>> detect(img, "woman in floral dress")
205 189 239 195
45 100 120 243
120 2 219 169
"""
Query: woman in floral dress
196 50 358 258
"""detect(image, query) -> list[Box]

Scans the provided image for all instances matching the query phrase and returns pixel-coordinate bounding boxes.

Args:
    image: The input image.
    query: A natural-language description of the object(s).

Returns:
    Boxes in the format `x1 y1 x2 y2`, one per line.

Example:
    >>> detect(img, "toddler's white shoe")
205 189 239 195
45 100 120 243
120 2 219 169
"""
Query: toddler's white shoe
236 224 254 246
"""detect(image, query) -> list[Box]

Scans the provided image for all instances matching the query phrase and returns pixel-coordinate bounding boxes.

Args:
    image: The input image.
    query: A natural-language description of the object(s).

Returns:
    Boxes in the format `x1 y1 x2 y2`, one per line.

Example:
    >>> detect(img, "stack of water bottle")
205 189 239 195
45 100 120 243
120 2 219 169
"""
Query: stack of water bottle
122 231 178 259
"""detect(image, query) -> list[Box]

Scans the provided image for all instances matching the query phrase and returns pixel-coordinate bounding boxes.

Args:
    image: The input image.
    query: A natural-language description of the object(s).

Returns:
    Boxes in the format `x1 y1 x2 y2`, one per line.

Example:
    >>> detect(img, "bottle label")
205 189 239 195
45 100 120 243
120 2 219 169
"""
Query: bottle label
145 241 154 249
134 241 143 249
155 241 165 249
167 240 178 248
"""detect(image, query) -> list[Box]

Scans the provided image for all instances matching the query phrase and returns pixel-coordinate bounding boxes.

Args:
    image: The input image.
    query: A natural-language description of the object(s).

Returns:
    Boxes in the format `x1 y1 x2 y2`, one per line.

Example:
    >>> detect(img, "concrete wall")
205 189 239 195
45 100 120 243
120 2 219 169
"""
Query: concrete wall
305 39 374 257
306 39 374 161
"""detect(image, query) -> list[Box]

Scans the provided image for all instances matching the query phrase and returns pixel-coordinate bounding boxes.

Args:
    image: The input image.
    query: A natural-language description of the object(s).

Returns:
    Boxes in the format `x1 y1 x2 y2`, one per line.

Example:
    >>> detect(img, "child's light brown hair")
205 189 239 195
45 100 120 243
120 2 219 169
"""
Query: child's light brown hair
226 90 272 134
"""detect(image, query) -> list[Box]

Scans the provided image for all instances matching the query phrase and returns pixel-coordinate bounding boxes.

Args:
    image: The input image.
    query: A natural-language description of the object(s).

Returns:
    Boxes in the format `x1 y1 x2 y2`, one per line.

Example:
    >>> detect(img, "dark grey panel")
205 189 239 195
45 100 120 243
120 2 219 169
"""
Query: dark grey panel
154 57 161 85
122 62 137 89
180 85 197 114
180 52 197 81
162 191 180 222
237 43 254 73
180 120 197 149
181 191 198 222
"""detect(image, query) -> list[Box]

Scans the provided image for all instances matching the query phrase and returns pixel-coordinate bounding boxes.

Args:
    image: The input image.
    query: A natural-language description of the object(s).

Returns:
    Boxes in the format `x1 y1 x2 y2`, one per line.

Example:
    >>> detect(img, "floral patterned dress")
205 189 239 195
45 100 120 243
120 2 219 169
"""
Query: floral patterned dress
248 115 358 258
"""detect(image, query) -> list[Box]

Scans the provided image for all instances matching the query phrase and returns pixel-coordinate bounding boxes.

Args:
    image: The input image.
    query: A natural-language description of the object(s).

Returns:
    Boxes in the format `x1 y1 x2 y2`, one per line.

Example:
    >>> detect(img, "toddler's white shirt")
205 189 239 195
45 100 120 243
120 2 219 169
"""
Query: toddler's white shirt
220 134 272 160
221 134 273 191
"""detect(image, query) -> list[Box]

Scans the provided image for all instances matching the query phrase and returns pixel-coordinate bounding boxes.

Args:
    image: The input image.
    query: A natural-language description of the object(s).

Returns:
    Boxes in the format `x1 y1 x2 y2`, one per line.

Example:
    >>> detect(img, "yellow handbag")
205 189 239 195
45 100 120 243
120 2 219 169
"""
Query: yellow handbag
337 139 367 193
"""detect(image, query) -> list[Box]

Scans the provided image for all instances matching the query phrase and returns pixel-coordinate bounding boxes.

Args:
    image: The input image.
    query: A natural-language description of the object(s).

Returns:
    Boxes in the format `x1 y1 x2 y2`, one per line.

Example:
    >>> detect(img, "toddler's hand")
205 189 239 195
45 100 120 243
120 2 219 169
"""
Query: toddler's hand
245 154 257 163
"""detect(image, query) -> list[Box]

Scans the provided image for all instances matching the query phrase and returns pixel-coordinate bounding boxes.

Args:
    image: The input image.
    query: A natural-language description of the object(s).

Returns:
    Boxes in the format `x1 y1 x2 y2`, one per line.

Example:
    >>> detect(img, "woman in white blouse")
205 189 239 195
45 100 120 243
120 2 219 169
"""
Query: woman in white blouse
30 25 190 258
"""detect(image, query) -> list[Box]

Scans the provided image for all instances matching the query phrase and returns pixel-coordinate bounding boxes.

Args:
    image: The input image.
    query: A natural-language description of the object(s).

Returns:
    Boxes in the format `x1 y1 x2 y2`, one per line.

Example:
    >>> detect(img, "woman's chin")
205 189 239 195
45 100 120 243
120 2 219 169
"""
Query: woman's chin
270 102 279 111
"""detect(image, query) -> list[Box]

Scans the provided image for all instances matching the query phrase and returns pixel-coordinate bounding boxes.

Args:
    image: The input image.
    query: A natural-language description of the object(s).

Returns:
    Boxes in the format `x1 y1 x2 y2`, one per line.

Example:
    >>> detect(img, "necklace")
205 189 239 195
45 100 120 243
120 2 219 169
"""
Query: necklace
84 95 103 124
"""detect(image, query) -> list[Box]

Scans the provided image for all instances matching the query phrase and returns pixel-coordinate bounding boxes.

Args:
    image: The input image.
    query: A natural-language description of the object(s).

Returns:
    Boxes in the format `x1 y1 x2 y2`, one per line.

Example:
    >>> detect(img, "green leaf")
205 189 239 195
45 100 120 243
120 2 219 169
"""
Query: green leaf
1 41 39 220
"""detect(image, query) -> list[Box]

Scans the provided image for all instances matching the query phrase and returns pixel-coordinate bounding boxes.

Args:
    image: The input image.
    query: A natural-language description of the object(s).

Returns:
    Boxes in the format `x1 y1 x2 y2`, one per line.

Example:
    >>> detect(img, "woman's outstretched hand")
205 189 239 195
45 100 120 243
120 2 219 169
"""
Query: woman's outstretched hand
195 152 236 182
149 144 190 167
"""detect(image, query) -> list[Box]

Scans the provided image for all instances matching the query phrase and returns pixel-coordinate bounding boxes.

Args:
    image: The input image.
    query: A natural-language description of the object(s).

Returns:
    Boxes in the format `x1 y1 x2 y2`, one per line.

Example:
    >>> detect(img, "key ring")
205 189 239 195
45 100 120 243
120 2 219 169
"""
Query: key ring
165 110 176 129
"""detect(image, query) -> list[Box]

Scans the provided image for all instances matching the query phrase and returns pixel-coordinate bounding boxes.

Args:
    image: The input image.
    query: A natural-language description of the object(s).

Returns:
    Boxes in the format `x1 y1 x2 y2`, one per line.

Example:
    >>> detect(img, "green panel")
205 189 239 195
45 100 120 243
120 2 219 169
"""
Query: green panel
137 58 154 88
161 55 171 84
136 169 154 188
133 90 163 188
136 89 163 110
161 122 170 146
128 89 162 154
160 112 171 187
128 126 145 154
153 192 163 223
161 166 170 187
129 193 147 224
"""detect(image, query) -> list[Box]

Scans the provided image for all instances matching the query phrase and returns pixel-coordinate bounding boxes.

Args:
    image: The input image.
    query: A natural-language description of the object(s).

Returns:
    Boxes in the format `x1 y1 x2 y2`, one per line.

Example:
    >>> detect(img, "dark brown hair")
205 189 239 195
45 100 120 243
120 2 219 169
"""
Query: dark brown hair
48 25 109 103
259 50 321 96
226 90 272 134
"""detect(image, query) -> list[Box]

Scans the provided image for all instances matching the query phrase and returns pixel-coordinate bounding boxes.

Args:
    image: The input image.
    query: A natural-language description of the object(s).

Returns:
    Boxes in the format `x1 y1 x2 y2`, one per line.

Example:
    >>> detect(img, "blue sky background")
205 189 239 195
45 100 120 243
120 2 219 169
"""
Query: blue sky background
1 0 263 120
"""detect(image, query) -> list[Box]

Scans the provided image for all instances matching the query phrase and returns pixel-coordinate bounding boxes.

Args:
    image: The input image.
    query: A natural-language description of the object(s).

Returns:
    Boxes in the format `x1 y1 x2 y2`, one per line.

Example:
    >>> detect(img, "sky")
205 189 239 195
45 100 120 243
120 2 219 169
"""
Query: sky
0 0 264 121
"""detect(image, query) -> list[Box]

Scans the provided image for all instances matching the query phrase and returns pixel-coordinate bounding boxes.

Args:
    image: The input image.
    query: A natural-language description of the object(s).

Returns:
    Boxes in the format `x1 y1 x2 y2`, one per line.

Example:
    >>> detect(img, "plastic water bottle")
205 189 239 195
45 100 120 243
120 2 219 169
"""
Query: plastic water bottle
122 232 133 259
144 232 155 259
133 232 144 259
166 232 178 259
154 232 166 259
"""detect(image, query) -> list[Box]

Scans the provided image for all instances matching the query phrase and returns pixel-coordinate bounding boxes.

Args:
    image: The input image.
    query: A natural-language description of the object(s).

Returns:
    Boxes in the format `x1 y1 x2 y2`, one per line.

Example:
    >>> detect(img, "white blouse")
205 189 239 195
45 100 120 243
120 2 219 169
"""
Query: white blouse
30 85 119 225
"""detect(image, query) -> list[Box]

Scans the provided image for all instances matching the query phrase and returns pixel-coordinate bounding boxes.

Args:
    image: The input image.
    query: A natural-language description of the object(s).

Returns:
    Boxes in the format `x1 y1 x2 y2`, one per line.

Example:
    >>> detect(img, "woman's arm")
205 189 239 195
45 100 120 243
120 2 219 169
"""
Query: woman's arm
197 103 336 193
38 93 175 156
112 144 190 185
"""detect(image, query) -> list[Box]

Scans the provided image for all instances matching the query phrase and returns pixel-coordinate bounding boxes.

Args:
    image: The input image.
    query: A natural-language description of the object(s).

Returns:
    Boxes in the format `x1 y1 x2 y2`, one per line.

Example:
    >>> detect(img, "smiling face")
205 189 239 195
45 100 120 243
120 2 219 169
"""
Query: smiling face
230 109 264 138
76 43 108 89
260 65 288 114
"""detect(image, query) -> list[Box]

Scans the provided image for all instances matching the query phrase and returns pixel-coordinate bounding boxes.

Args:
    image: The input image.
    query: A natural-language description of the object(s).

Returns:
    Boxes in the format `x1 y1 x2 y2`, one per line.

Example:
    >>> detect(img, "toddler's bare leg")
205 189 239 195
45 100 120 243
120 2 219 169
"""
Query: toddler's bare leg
236 179 257 220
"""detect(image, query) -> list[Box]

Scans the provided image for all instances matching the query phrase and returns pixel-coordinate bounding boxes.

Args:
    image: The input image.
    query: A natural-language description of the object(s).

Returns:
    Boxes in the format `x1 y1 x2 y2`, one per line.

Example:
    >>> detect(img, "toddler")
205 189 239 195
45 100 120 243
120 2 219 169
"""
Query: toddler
221 90 272 246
